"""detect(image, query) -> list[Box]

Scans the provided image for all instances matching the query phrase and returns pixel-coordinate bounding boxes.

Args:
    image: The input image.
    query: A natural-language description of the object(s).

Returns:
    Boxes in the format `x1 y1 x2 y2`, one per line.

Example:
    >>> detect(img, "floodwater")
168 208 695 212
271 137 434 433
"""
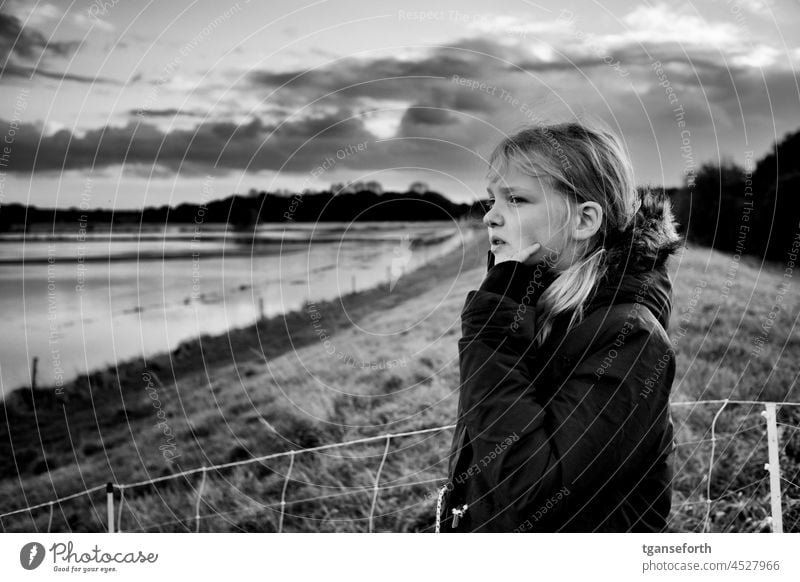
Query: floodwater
0 221 470 395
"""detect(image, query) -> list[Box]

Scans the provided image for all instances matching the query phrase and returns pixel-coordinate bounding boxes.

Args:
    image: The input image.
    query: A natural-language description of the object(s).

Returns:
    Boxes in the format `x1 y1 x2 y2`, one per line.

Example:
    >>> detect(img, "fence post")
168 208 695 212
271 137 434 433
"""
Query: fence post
195 468 208 533
763 403 783 533
31 356 38 391
106 483 114 533
117 488 125 533
368 436 391 533
278 451 295 533
703 400 728 532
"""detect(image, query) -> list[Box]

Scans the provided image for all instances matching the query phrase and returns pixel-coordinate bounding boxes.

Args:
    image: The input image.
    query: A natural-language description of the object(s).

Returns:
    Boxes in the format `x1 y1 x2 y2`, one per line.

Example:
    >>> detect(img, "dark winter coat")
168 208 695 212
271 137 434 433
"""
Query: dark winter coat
438 189 683 532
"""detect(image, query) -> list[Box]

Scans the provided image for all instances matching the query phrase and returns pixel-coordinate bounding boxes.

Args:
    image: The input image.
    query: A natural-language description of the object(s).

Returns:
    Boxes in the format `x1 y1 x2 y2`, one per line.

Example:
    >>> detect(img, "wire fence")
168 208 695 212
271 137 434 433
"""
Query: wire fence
2 399 799 533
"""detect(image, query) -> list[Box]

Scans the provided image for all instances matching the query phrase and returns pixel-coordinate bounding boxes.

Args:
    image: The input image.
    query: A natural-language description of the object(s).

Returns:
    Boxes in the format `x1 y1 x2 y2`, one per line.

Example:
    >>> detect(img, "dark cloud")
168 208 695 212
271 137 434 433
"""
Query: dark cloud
247 44 505 105
510 40 722 77
625 44 800 127
445 87 499 113
0 11 102 84
0 12 79 60
243 41 509 152
129 108 204 118
4 30 797 186
610 42 726 71
246 37 783 130
0 112 379 173
400 106 460 127
276 111 367 139
508 38 799 141
1 62 119 85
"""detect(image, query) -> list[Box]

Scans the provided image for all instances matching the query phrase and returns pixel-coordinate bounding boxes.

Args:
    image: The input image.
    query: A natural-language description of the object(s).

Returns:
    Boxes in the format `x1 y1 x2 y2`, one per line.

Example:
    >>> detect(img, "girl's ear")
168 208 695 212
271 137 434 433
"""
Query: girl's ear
573 201 603 241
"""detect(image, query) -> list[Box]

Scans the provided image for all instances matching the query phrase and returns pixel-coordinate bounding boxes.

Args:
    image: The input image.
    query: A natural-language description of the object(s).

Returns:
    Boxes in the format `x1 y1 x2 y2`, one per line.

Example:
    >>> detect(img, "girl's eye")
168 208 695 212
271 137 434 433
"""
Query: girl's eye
485 198 495 209
508 196 524 205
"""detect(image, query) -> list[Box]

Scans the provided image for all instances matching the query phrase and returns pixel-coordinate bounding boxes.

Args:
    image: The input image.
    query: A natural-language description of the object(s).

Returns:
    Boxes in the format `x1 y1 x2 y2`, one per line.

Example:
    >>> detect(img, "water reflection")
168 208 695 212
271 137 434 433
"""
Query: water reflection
0 222 467 395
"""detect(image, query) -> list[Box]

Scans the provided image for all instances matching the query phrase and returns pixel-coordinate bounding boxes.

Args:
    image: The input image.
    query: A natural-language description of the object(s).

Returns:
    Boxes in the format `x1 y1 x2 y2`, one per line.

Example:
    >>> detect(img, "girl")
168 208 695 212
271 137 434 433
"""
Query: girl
436 122 683 532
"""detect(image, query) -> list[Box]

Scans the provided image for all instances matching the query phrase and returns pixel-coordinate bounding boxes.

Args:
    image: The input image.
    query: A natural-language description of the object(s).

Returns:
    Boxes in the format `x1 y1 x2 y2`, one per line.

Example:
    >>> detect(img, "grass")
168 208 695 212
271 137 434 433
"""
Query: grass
1 224 798 532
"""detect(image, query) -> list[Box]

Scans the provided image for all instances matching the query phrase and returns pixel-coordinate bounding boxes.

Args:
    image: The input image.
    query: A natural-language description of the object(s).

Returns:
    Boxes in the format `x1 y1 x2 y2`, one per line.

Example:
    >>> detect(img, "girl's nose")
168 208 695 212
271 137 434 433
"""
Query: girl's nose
483 203 502 227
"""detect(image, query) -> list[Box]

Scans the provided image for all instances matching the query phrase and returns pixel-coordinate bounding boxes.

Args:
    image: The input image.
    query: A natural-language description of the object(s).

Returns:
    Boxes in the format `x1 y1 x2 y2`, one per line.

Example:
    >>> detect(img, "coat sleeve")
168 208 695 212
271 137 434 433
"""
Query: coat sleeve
457 278 674 531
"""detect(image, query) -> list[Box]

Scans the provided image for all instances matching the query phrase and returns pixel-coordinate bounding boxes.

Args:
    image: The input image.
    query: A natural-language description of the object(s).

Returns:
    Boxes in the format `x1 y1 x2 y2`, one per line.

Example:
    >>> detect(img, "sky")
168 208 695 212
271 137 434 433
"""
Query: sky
0 0 798 209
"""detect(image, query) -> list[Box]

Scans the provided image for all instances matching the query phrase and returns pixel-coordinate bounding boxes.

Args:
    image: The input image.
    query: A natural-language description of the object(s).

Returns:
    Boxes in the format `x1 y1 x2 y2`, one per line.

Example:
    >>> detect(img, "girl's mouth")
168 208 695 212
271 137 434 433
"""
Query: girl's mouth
489 235 506 251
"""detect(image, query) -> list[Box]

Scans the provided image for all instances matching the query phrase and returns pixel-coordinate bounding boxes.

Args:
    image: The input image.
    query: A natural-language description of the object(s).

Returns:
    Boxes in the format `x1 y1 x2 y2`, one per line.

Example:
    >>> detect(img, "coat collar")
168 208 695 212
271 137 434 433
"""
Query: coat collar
586 188 683 329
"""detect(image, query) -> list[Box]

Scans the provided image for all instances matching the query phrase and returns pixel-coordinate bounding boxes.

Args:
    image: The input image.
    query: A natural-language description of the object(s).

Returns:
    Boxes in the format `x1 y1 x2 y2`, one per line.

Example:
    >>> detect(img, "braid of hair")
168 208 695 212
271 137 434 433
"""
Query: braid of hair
534 245 609 348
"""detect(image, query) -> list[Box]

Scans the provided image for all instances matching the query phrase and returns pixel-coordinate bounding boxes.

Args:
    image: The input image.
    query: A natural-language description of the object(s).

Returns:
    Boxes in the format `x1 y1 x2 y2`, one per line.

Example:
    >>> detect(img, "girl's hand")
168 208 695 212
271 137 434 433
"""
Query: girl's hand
495 242 541 267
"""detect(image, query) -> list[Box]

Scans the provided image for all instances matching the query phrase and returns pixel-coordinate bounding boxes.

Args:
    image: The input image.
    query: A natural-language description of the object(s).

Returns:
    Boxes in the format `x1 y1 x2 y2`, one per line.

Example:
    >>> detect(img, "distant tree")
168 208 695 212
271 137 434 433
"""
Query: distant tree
749 129 800 260
683 159 745 250
752 173 800 261
754 128 800 194
1 187 478 229
364 180 383 194
409 181 429 195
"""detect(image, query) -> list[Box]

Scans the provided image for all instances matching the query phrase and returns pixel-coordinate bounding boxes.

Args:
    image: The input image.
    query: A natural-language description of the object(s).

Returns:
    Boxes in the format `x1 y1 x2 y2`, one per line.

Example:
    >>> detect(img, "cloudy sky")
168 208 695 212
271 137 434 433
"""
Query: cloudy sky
0 0 798 209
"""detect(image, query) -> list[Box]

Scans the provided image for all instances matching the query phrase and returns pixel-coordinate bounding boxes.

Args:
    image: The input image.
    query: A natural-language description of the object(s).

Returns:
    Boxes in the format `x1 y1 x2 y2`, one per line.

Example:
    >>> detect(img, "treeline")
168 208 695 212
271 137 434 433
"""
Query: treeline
670 128 800 262
5 127 797 262
0 189 486 232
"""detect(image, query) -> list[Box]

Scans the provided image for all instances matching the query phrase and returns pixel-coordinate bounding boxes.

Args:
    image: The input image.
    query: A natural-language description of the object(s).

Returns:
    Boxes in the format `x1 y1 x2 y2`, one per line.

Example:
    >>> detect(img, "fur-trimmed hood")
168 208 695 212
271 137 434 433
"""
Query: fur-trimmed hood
587 188 684 329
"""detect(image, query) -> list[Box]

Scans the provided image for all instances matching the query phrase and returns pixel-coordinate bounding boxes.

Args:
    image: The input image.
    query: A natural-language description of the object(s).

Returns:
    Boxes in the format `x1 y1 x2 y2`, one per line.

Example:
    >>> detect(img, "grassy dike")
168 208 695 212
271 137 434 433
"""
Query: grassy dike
1 223 799 532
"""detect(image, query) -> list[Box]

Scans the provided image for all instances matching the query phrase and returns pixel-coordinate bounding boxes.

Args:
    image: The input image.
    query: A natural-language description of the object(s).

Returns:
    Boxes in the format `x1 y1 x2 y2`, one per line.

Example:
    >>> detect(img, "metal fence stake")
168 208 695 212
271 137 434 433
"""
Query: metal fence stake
195 468 208 533
764 403 784 533
106 483 114 533
278 451 295 533
369 436 391 533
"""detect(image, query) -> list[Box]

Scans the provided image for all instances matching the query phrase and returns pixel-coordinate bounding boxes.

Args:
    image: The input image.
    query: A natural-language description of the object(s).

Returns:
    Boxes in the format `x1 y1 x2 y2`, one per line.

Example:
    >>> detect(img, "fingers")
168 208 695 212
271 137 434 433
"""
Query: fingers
492 242 542 266
515 242 541 264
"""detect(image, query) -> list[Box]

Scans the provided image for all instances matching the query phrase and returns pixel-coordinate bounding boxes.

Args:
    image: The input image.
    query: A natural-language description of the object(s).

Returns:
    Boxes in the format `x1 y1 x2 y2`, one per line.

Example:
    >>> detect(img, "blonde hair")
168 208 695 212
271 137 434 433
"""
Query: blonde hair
487 122 639 347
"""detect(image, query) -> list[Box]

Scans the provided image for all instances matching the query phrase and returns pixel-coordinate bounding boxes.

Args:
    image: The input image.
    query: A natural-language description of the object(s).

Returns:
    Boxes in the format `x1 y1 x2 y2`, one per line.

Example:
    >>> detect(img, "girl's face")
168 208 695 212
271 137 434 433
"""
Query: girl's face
484 161 574 270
